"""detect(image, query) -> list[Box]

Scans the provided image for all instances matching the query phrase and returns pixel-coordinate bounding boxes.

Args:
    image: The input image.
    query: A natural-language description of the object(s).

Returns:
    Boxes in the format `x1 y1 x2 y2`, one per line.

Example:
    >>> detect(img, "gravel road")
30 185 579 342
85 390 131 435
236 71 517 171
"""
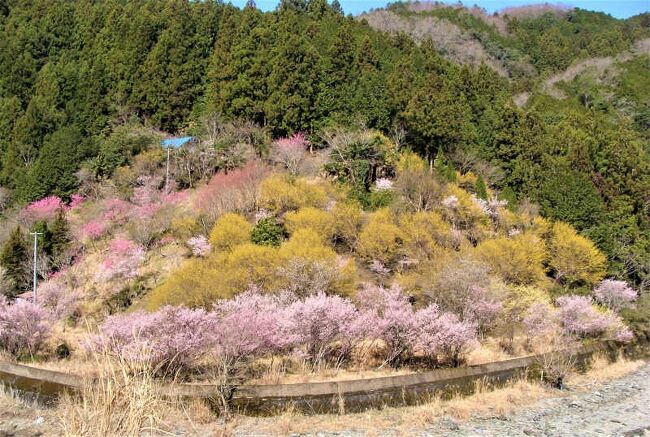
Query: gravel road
420 363 650 437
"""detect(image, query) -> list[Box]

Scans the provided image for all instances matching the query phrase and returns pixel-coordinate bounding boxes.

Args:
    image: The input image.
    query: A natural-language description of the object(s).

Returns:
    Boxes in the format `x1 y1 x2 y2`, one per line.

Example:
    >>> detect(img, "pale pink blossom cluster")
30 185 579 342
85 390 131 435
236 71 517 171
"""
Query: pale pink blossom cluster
0 297 52 356
472 195 507 218
462 285 502 330
524 296 634 344
593 279 637 312
374 178 394 191
80 219 108 241
95 238 144 282
95 306 217 372
96 284 479 371
272 133 309 175
441 195 459 209
186 235 211 257
38 280 80 320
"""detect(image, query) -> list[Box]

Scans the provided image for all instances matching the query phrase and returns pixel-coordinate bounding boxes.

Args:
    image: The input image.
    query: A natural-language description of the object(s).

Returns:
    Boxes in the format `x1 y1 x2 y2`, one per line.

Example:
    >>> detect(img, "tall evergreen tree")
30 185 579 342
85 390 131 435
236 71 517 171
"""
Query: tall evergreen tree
0 227 29 299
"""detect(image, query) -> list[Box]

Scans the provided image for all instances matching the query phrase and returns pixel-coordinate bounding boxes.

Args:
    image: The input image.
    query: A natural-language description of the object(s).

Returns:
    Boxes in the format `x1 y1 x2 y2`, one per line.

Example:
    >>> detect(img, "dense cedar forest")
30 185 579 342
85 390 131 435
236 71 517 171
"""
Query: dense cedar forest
0 0 648 291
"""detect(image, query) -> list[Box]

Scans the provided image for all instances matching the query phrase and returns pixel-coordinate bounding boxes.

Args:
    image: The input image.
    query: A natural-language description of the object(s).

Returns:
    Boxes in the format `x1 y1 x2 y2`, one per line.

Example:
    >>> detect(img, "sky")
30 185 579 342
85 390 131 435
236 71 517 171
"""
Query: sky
230 0 649 18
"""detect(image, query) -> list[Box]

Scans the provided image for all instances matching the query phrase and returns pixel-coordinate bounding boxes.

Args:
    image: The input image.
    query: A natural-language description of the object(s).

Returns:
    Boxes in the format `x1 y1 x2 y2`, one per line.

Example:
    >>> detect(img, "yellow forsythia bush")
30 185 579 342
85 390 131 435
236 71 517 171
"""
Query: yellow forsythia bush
400 211 452 259
279 228 336 262
357 208 404 265
330 200 363 248
148 242 280 309
258 175 327 213
547 222 606 285
475 233 547 285
284 207 336 241
208 213 252 251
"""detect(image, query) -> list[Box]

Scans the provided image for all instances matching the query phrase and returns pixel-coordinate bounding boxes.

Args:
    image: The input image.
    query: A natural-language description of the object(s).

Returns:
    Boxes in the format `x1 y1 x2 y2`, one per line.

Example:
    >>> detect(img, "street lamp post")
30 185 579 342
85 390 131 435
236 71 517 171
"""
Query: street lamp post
29 231 42 304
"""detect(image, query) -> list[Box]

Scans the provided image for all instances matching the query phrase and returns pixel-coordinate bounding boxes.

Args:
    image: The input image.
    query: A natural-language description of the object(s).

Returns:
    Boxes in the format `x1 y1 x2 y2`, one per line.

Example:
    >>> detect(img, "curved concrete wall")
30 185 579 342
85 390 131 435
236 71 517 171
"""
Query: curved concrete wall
0 339 644 415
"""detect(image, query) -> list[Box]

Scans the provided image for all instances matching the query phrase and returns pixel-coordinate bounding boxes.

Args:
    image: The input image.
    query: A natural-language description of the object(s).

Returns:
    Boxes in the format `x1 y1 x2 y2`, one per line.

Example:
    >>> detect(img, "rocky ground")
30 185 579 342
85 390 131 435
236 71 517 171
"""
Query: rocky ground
415 362 650 437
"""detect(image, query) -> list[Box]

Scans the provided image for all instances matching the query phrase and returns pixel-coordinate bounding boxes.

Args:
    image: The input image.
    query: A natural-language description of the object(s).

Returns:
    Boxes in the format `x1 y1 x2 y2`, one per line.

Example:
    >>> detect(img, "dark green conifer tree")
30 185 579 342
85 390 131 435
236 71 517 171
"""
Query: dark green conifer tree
0 227 29 299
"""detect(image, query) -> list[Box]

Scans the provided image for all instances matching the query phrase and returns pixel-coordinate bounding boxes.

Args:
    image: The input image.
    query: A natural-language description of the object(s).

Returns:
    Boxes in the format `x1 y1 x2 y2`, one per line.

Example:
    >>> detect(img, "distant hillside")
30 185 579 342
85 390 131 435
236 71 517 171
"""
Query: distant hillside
360 2 650 86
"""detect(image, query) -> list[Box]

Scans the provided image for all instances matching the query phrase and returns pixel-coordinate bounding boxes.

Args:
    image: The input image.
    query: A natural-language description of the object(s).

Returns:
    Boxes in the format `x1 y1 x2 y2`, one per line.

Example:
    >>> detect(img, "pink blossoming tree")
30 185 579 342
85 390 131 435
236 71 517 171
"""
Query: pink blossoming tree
96 306 217 373
593 279 637 312
272 133 309 175
0 297 52 357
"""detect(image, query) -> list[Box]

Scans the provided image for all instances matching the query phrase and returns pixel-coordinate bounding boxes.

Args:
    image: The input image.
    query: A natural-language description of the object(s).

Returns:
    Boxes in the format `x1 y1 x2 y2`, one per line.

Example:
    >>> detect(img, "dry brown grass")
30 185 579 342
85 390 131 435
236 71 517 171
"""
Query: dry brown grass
568 353 644 388
55 349 179 437
235 377 550 435
234 356 647 435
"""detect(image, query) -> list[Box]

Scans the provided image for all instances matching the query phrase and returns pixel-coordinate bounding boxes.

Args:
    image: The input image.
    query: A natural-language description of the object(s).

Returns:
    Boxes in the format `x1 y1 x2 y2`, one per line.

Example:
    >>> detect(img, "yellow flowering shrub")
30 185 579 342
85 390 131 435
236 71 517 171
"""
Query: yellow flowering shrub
258 175 327 213
357 208 405 265
475 233 548 285
548 222 606 285
284 207 336 241
208 213 252 251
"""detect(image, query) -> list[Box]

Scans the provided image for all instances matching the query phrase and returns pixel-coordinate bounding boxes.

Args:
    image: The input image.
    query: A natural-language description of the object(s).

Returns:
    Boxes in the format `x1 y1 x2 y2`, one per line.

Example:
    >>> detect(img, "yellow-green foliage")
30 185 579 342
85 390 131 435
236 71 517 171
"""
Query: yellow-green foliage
357 208 404 265
475 233 548 285
501 284 551 322
330 200 363 247
208 213 252 251
147 258 225 308
279 228 336 262
258 175 327 213
396 150 427 172
148 242 280 309
169 216 200 240
400 211 452 259
548 222 606 285
457 171 478 192
284 207 335 241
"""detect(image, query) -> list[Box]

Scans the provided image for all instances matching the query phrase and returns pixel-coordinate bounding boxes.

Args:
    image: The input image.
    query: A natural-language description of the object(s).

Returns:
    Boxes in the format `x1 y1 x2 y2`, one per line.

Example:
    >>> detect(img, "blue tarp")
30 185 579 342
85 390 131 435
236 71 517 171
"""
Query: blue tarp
161 136 194 149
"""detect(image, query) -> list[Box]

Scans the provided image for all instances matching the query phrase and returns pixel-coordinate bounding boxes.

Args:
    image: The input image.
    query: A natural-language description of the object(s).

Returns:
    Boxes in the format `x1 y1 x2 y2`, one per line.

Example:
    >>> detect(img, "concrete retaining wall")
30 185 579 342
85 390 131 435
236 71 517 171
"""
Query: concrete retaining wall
0 339 642 415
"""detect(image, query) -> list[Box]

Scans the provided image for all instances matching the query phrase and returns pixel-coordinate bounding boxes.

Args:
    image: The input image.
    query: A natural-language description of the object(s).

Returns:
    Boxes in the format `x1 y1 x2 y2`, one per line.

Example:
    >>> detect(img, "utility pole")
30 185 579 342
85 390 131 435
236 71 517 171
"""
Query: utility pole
29 231 42 304
165 147 171 193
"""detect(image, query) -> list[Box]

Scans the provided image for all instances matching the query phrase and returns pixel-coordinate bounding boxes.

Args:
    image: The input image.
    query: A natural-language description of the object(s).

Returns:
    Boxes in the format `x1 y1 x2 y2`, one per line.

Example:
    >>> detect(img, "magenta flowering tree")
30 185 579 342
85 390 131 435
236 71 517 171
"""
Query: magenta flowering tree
68 194 85 210
413 305 478 366
593 279 637 312
279 292 358 368
194 161 265 230
96 306 217 373
272 133 309 175
95 238 144 282
186 235 211 257
0 297 52 357
21 196 65 221
79 219 108 241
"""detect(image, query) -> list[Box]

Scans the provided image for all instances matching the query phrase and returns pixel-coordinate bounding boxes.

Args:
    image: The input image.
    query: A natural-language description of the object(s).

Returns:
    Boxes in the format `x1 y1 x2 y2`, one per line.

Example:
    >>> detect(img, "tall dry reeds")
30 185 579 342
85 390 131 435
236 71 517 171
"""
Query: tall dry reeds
56 348 175 437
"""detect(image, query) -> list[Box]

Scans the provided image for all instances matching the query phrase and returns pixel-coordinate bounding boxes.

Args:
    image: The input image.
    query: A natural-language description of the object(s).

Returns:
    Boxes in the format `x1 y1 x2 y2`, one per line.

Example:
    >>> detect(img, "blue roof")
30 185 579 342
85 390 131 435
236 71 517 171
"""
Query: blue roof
161 136 194 149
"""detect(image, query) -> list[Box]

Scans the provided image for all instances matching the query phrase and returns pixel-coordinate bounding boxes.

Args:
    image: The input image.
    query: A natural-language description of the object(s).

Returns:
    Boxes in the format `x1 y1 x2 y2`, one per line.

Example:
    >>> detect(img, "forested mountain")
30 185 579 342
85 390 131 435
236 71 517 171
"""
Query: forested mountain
0 0 648 288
